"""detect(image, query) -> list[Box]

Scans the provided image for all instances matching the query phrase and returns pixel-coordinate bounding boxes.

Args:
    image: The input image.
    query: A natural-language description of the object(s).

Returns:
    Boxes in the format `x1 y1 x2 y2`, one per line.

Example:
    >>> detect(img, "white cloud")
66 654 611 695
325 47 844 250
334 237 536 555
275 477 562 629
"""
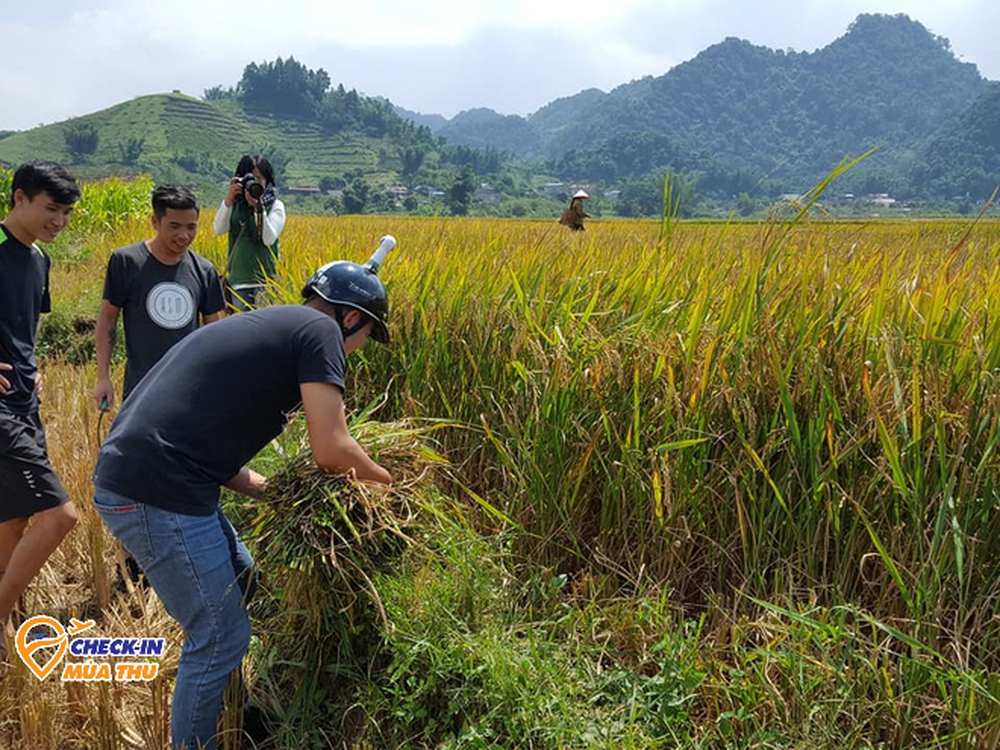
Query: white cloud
0 0 996 130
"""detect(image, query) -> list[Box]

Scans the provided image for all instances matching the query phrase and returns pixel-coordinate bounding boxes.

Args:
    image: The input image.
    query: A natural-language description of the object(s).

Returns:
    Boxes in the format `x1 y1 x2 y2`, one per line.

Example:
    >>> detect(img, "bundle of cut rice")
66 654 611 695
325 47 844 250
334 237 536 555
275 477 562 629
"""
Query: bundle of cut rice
244 418 451 620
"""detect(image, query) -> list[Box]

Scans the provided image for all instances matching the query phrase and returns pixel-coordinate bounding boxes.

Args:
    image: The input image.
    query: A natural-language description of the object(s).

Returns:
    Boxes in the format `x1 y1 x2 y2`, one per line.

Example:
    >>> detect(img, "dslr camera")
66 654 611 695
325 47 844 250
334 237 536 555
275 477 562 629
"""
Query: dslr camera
240 172 265 201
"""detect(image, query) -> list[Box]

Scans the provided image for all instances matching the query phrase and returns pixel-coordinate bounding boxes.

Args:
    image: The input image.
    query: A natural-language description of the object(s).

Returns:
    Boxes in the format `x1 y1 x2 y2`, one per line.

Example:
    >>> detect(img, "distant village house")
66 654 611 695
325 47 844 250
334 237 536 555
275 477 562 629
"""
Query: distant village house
475 183 502 205
285 185 322 196
867 193 897 208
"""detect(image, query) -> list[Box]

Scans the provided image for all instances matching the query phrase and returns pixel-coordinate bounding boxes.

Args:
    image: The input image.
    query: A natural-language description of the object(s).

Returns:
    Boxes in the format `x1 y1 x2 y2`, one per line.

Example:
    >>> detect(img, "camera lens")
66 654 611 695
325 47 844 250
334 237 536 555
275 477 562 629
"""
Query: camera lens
241 173 264 200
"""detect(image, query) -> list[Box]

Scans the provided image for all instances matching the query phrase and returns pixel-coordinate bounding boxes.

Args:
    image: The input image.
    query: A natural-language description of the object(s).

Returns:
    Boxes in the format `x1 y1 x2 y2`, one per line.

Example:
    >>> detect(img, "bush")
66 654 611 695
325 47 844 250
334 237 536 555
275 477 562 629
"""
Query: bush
0 166 11 209
118 137 145 166
64 123 99 160
37 312 100 365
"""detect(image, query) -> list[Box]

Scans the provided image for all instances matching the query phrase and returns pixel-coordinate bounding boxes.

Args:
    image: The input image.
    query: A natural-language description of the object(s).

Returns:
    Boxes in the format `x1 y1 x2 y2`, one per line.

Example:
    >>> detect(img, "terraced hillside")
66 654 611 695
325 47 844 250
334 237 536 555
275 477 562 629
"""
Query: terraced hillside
0 93 393 184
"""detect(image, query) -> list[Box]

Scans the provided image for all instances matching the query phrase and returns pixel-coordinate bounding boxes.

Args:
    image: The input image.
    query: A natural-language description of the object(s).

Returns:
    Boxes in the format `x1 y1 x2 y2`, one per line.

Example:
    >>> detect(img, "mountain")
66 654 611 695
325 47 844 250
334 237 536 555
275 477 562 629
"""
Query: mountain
0 93 421 185
436 108 542 157
393 105 448 133
917 82 1000 199
392 13 990 195
539 14 986 186
527 89 607 137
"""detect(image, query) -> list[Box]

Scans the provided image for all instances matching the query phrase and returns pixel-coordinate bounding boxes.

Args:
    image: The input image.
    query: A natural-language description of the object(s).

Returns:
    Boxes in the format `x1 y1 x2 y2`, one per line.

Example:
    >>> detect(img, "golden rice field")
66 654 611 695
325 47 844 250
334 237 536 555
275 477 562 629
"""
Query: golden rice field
5 179 1000 748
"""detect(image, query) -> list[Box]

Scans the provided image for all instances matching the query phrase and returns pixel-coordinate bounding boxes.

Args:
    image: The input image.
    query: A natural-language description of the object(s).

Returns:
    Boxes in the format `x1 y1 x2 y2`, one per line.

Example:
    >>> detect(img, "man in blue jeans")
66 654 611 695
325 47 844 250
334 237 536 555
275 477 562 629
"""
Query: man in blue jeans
92 253 393 750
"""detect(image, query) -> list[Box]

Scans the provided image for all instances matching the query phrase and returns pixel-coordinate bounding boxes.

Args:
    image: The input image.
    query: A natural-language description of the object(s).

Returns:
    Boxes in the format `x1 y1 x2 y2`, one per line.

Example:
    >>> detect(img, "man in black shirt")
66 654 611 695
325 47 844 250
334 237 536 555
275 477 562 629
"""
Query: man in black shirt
93 185 225 409
92 185 226 589
0 162 81 657
93 249 393 750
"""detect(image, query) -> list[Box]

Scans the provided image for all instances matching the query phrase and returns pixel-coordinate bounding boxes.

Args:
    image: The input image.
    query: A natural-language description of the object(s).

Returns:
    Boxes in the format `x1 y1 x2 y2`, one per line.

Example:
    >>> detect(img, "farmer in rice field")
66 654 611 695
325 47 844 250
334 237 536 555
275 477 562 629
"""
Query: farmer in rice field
91 184 225 589
560 189 591 231
0 162 81 659
91 242 393 750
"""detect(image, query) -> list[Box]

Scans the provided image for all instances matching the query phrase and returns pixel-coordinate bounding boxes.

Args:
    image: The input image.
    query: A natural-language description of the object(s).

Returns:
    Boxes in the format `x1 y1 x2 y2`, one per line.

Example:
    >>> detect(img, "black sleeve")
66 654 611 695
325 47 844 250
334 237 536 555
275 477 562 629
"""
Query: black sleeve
102 251 129 308
200 262 226 316
296 316 346 391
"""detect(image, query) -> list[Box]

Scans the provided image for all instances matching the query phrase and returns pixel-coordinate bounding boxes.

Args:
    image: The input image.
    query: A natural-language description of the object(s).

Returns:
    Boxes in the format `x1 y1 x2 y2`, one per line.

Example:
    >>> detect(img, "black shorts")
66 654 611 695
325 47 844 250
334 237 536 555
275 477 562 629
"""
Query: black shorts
0 411 70 523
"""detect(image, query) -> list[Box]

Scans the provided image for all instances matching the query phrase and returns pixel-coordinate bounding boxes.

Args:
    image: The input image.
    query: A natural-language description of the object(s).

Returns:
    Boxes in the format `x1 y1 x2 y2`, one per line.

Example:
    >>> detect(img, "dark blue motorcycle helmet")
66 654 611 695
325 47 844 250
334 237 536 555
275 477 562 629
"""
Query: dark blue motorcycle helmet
301 235 394 344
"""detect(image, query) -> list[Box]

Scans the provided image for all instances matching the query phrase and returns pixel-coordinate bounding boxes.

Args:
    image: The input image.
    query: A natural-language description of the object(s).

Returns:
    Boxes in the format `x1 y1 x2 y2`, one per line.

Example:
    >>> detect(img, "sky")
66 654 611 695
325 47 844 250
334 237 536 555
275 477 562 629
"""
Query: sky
1 0 996 132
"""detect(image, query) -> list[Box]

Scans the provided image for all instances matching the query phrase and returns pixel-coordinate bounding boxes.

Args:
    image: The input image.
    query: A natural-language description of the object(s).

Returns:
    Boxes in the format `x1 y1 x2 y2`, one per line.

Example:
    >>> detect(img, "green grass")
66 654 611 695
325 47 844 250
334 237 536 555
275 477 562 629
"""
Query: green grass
232 417 702 749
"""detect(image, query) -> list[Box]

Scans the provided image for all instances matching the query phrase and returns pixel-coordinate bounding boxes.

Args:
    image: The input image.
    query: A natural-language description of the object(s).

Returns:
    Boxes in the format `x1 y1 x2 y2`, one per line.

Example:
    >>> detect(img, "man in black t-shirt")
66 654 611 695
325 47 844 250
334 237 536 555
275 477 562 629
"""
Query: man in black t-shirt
92 252 393 750
0 162 81 657
93 185 225 409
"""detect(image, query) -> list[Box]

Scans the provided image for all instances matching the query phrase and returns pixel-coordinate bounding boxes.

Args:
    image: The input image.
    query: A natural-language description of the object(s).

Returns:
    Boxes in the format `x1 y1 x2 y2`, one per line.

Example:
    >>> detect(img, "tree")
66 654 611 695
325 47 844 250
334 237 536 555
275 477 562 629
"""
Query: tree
170 150 224 176
203 85 235 101
0 169 11 210
369 190 398 213
317 89 352 134
442 145 505 175
448 167 477 216
119 137 145 166
617 171 695 218
238 57 330 119
342 174 369 214
400 146 427 176
65 123 99 160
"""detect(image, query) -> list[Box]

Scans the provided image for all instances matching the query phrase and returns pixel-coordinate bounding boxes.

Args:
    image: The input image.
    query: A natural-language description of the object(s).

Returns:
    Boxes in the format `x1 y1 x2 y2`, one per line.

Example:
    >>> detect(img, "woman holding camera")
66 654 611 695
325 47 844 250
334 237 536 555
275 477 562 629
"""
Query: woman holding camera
214 155 287 311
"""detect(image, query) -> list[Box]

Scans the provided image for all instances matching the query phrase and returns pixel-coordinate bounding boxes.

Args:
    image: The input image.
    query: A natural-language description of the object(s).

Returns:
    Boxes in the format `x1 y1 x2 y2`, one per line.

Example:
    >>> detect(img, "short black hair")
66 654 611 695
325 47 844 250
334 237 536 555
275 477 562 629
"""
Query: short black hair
234 154 276 188
10 161 81 209
151 185 199 218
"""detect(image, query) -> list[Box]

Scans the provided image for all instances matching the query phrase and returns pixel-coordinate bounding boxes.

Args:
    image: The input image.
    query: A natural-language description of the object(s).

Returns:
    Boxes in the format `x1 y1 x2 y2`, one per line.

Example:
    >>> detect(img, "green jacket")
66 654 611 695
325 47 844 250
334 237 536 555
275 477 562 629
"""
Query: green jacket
227 201 279 286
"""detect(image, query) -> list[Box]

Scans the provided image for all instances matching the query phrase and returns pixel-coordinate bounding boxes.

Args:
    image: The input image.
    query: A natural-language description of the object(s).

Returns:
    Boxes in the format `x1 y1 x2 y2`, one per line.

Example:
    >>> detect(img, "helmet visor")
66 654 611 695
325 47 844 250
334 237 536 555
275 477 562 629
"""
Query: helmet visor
371 318 390 344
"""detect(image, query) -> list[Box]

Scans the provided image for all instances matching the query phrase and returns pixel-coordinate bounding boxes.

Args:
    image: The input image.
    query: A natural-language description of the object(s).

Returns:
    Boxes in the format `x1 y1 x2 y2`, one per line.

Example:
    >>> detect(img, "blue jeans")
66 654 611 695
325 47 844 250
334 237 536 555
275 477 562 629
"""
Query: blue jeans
93 488 255 750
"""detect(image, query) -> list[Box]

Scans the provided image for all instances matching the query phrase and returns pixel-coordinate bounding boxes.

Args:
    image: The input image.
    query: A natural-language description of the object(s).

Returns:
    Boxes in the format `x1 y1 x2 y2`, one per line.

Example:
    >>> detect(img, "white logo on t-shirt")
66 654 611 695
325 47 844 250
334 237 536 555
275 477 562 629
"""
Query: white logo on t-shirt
146 282 195 329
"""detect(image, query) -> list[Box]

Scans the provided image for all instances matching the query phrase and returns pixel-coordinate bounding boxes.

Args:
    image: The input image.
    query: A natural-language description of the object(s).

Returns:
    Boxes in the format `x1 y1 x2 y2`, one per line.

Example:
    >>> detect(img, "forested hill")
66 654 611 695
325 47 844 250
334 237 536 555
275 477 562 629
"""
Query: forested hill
436 109 542 158
550 14 983 170
405 13 990 196
0 58 443 189
919 83 1000 200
